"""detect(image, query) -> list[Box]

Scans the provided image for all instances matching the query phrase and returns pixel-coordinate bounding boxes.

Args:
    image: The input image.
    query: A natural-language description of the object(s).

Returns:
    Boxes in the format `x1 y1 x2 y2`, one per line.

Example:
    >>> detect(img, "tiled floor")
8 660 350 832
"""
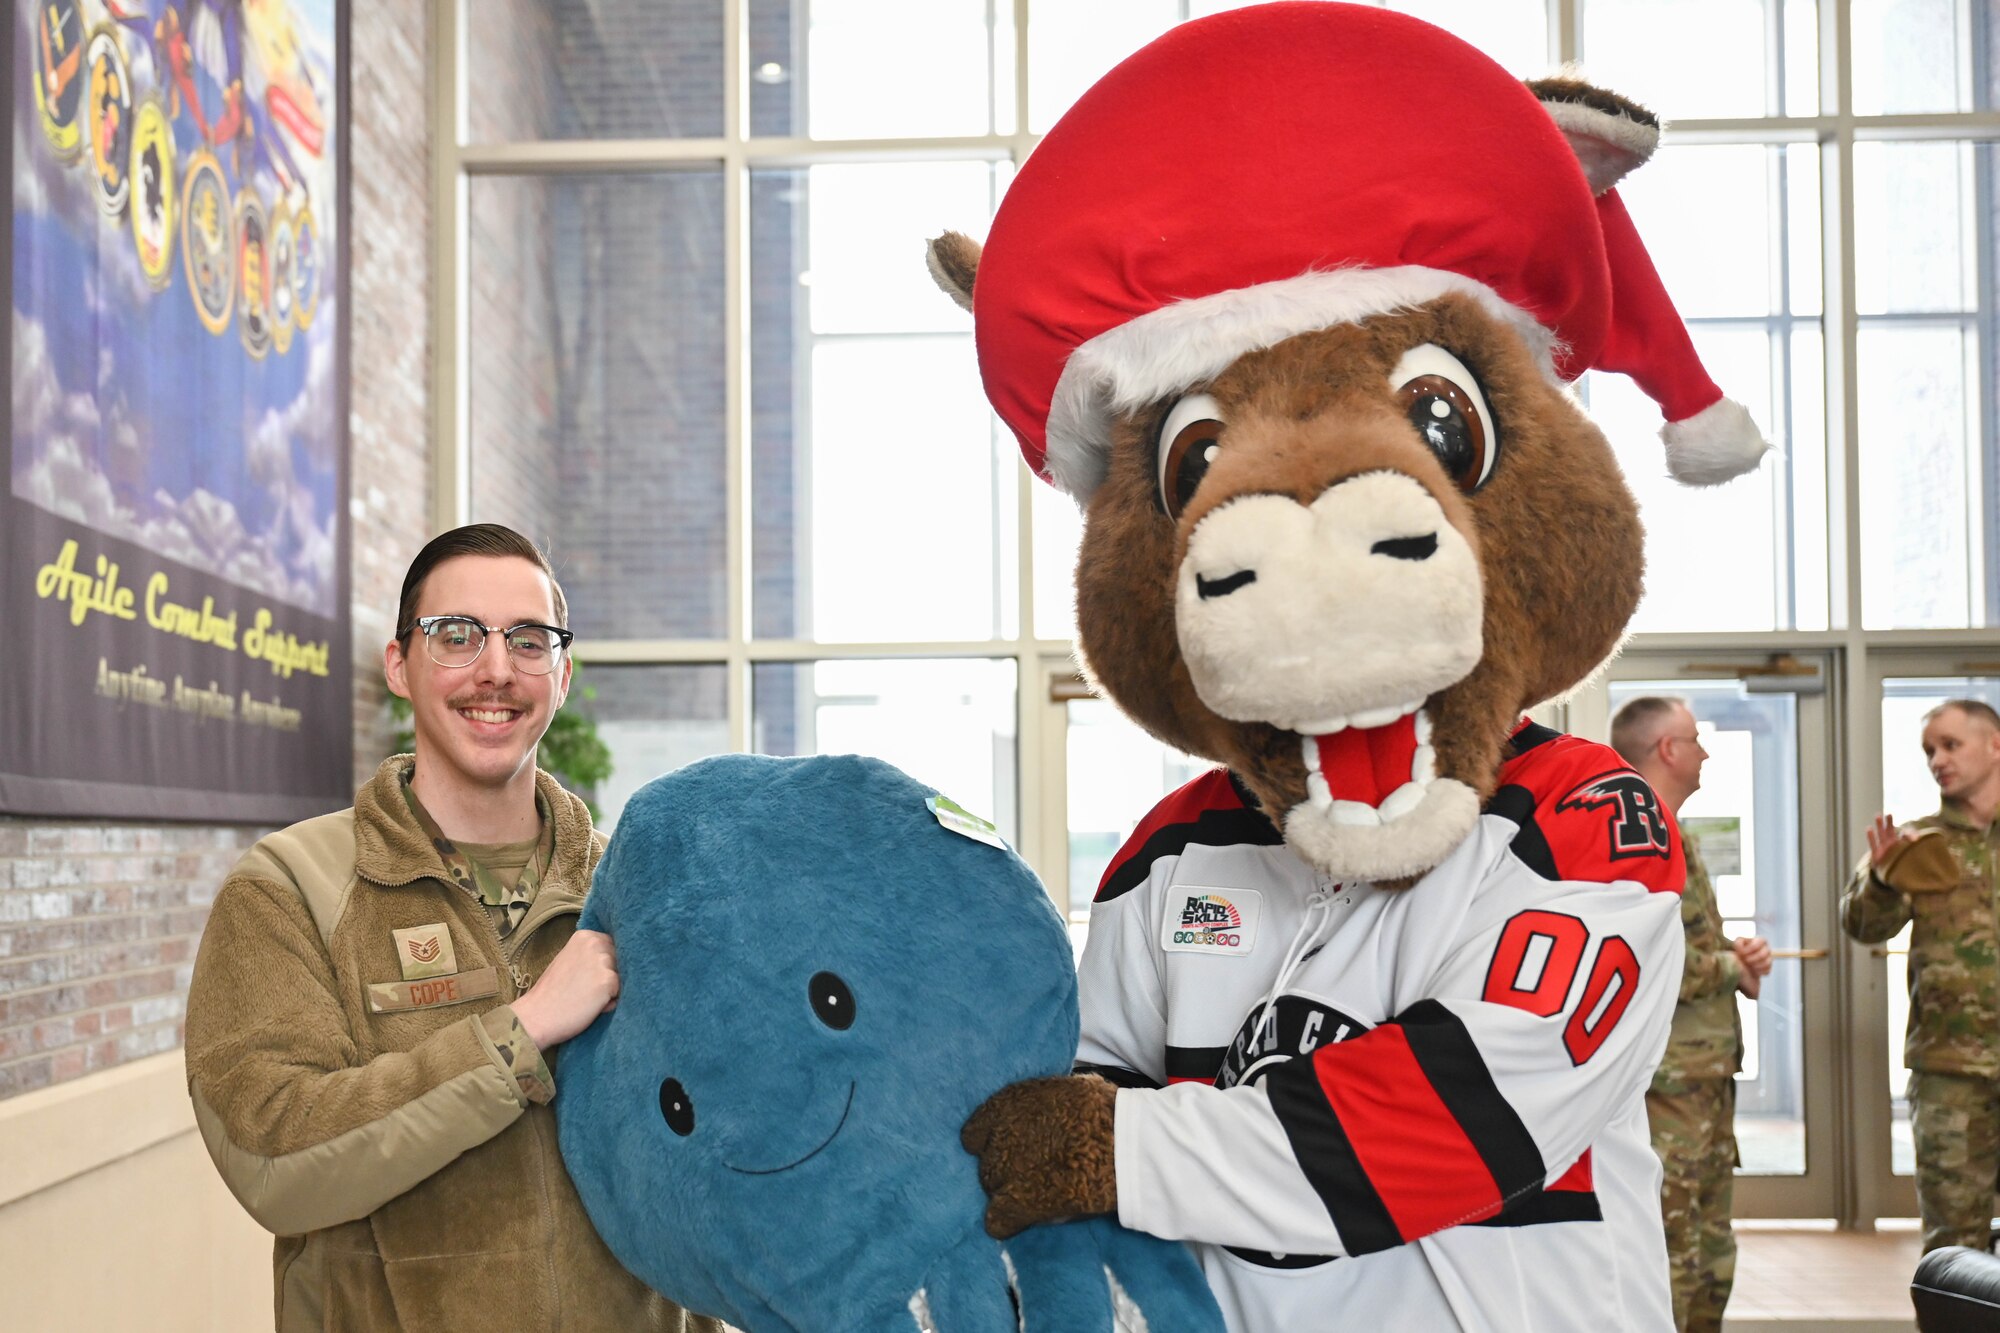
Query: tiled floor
1725 1220 1922 1330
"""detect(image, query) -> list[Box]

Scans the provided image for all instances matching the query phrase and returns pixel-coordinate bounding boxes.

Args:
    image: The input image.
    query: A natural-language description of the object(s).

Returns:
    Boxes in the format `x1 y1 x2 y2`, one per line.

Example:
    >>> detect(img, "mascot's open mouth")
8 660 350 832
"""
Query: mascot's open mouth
1299 702 1433 826
723 1081 856 1176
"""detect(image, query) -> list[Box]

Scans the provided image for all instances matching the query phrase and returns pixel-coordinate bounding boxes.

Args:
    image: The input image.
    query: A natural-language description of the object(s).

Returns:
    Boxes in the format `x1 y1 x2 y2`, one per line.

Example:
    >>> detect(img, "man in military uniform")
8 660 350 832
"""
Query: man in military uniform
186 525 720 1331
1614 697 1772 1333
1843 698 2000 1254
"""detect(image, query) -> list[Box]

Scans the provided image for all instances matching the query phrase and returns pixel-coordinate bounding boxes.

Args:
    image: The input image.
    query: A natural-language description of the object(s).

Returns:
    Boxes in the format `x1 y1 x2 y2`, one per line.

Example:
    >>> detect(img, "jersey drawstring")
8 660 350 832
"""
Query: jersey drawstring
1253 886 1340 1044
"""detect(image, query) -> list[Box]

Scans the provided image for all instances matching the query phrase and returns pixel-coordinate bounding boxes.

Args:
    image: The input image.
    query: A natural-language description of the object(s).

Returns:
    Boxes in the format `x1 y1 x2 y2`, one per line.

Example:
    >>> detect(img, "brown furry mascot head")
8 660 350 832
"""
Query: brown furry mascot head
930 2 1764 887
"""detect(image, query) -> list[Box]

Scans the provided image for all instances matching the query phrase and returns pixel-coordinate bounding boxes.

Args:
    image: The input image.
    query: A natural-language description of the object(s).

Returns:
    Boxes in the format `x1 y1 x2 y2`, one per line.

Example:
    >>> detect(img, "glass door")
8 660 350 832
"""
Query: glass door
1852 655 2000 1220
1569 653 1839 1218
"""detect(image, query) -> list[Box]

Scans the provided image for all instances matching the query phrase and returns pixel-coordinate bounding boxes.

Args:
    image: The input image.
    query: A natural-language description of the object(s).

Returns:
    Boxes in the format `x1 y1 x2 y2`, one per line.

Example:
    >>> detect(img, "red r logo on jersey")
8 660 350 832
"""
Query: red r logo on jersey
1552 772 1670 862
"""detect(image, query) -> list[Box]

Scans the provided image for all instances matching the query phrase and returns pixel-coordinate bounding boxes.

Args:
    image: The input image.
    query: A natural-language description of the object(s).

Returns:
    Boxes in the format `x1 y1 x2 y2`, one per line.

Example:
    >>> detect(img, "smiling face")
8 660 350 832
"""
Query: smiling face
1074 294 1647 882
384 554 571 793
556 754 1080 1323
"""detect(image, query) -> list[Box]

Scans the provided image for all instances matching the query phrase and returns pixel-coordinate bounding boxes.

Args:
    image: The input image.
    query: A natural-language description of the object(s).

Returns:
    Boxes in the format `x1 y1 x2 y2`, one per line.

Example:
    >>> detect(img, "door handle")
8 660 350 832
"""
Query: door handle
1050 672 1094 703
1868 946 1909 957
1768 948 1830 960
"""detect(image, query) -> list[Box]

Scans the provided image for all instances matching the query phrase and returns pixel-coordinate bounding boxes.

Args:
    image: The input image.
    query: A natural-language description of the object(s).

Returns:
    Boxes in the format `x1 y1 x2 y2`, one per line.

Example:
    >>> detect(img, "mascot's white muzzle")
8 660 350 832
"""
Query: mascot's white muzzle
1175 470 1484 734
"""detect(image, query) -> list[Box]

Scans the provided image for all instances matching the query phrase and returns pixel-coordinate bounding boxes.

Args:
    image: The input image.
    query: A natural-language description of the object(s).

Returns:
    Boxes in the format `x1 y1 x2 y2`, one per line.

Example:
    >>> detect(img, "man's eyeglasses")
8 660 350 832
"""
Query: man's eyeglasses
414 615 573 675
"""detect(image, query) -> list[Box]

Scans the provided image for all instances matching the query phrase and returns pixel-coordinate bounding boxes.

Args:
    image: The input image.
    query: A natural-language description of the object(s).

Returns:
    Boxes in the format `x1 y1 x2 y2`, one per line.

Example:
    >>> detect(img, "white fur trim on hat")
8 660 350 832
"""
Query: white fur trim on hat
1042 267 1561 501
1661 396 1770 486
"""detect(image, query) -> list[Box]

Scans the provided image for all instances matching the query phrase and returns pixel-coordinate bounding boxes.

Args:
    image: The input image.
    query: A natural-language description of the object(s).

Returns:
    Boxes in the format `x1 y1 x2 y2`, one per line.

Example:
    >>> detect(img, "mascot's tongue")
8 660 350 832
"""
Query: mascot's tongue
1313 715 1420 808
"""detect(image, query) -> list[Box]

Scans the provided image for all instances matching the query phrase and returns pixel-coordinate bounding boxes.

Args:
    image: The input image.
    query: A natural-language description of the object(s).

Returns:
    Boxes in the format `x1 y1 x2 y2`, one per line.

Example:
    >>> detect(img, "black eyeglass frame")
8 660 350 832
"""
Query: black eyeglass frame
412 615 576 673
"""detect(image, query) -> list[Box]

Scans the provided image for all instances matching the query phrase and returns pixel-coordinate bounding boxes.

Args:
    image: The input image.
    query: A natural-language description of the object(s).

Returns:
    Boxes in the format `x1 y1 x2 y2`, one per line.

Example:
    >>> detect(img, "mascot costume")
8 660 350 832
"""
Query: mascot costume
925 4 1769 1331
557 753 1227 1333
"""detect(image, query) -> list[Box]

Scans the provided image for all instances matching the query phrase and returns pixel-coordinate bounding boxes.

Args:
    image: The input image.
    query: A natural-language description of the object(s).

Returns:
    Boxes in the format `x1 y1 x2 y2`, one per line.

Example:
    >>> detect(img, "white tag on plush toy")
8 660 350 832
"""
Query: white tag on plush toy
1161 887 1261 957
928 795 1006 849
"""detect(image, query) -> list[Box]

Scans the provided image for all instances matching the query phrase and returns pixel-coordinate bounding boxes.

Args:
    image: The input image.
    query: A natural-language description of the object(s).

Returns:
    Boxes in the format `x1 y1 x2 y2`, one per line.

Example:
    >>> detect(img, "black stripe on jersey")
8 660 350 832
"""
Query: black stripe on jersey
1396 999 1546 1203
1264 1051 1402 1256
1073 1062 1162 1090
1096 805 1284 903
1486 783 1560 881
1470 1188 1603 1228
1508 721 1563 758
1165 1045 1229 1082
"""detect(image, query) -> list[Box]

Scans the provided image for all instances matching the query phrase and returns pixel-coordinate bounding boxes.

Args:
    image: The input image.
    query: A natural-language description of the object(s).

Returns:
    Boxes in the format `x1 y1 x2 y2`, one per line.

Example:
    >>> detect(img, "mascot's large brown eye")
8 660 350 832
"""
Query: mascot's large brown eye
660 1078 695 1136
809 972 855 1030
1155 393 1226 519
1389 344 1498 492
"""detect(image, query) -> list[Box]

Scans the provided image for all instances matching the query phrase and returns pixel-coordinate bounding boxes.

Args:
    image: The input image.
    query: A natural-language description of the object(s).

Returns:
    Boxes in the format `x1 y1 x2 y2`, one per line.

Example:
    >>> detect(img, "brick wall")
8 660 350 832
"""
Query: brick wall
0 0 433 1102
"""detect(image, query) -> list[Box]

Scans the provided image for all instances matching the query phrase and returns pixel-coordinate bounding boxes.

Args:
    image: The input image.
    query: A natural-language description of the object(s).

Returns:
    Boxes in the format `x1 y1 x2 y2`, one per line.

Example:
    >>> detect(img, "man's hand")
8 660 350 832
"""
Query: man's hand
961 1074 1119 1238
1733 935 1772 999
512 928 619 1050
1867 812 1919 872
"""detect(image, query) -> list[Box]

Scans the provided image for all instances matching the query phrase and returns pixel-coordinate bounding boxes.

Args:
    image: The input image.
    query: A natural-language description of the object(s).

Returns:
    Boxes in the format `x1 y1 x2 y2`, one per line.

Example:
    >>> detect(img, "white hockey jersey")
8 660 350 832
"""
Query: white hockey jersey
1077 723 1686 1332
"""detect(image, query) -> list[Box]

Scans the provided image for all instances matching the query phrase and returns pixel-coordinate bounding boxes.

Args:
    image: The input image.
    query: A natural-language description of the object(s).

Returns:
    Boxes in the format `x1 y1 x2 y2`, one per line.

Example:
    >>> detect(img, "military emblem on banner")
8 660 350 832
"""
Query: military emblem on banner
182 149 234 334
269 202 297 355
291 204 320 331
33 0 87 160
86 26 135 217
236 189 273 359
129 96 177 289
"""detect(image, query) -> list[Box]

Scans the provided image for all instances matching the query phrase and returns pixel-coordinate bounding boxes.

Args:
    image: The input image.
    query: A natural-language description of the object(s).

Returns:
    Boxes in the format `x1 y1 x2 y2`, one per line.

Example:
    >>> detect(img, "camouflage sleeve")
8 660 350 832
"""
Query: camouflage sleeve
477 1006 556 1105
1679 925 1742 1003
1839 855 1910 945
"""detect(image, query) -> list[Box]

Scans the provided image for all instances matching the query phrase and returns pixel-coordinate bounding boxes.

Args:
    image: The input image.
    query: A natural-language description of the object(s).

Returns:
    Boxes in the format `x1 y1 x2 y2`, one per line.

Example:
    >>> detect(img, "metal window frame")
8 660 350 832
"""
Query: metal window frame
432 0 2000 1225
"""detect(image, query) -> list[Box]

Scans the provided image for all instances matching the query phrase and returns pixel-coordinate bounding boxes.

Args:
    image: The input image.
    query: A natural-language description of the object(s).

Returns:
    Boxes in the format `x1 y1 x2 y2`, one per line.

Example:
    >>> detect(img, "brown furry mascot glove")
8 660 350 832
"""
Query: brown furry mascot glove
961 1073 1120 1238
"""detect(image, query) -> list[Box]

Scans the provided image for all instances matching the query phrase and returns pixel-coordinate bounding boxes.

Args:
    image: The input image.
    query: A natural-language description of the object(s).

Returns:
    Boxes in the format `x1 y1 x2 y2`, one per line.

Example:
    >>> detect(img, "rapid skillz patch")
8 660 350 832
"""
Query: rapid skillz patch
1162 887 1261 956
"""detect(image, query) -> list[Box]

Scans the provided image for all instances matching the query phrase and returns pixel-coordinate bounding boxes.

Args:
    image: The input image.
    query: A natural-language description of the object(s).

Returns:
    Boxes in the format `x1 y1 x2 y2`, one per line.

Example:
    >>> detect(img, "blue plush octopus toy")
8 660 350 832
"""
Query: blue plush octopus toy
557 753 1223 1333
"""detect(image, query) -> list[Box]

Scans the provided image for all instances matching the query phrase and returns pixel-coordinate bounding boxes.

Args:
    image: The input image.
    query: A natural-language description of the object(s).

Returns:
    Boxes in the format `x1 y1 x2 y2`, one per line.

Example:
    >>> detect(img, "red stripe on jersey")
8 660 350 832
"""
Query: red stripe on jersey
1166 1075 1217 1086
1496 729 1685 894
1096 768 1271 902
1547 1151 1592 1193
1312 1025 1503 1240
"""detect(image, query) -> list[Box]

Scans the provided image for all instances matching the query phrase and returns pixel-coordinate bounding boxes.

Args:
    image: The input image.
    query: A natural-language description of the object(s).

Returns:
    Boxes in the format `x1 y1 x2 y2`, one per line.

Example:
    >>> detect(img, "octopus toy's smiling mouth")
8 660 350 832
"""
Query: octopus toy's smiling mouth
722 1081 856 1175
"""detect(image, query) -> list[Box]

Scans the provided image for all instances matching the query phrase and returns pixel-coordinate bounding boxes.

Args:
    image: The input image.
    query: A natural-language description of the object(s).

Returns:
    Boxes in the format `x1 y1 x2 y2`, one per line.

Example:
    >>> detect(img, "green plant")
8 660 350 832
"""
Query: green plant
386 666 613 819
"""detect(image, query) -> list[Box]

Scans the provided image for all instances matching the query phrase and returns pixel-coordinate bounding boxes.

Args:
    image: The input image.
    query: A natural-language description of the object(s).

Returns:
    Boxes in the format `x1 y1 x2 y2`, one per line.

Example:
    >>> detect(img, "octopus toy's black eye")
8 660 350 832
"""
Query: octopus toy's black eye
1389 344 1499 493
1155 393 1226 519
809 971 855 1030
659 1078 695 1136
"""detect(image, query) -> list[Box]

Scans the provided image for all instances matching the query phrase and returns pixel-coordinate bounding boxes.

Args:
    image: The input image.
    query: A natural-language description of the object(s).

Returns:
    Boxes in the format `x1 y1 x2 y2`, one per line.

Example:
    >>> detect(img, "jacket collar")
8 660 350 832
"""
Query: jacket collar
356 754 598 900
1935 800 2000 835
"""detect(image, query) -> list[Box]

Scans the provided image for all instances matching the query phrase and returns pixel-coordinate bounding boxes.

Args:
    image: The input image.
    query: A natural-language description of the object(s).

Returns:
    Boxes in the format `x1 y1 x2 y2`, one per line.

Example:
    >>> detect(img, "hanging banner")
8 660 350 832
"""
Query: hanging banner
5 0 349 821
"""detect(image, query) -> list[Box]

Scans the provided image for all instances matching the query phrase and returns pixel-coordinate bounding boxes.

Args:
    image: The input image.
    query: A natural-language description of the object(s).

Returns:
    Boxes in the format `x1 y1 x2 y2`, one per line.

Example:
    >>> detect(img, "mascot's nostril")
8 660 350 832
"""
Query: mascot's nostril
1196 569 1258 599
1370 533 1439 561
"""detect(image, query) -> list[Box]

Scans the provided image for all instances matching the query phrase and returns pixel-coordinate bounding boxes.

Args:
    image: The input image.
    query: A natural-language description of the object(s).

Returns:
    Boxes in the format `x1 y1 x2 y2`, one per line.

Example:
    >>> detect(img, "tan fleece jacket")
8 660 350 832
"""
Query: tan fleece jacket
184 756 720 1332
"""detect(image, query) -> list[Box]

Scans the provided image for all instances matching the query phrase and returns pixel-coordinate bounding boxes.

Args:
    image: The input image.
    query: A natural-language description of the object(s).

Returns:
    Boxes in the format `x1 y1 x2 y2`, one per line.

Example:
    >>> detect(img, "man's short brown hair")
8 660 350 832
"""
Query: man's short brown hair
1609 695 1687 768
1924 698 2000 733
395 524 567 641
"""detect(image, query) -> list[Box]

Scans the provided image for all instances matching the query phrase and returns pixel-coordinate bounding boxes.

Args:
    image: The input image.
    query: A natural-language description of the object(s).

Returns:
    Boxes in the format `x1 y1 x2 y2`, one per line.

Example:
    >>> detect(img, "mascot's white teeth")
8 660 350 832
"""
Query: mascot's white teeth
1299 707 1438 826
1295 700 1425 737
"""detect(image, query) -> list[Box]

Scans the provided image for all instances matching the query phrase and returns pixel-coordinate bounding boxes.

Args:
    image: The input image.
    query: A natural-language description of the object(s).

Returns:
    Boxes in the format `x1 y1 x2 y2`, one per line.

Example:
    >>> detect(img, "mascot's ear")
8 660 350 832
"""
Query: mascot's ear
927 230 981 313
1528 76 1660 195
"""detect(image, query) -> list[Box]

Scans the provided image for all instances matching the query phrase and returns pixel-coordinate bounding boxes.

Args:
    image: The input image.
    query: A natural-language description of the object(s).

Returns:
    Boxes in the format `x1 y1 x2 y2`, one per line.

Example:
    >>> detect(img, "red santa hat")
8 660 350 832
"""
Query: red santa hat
967 1 1768 499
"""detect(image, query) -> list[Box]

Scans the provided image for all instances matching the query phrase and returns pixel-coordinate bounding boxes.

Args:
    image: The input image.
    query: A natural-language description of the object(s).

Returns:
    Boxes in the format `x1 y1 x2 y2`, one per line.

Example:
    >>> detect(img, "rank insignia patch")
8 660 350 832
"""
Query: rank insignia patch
392 923 459 981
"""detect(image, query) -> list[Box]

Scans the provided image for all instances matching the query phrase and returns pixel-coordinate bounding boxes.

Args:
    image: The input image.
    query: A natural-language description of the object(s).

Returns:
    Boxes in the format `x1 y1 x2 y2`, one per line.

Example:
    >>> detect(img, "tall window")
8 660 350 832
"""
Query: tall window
439 0 2000 852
